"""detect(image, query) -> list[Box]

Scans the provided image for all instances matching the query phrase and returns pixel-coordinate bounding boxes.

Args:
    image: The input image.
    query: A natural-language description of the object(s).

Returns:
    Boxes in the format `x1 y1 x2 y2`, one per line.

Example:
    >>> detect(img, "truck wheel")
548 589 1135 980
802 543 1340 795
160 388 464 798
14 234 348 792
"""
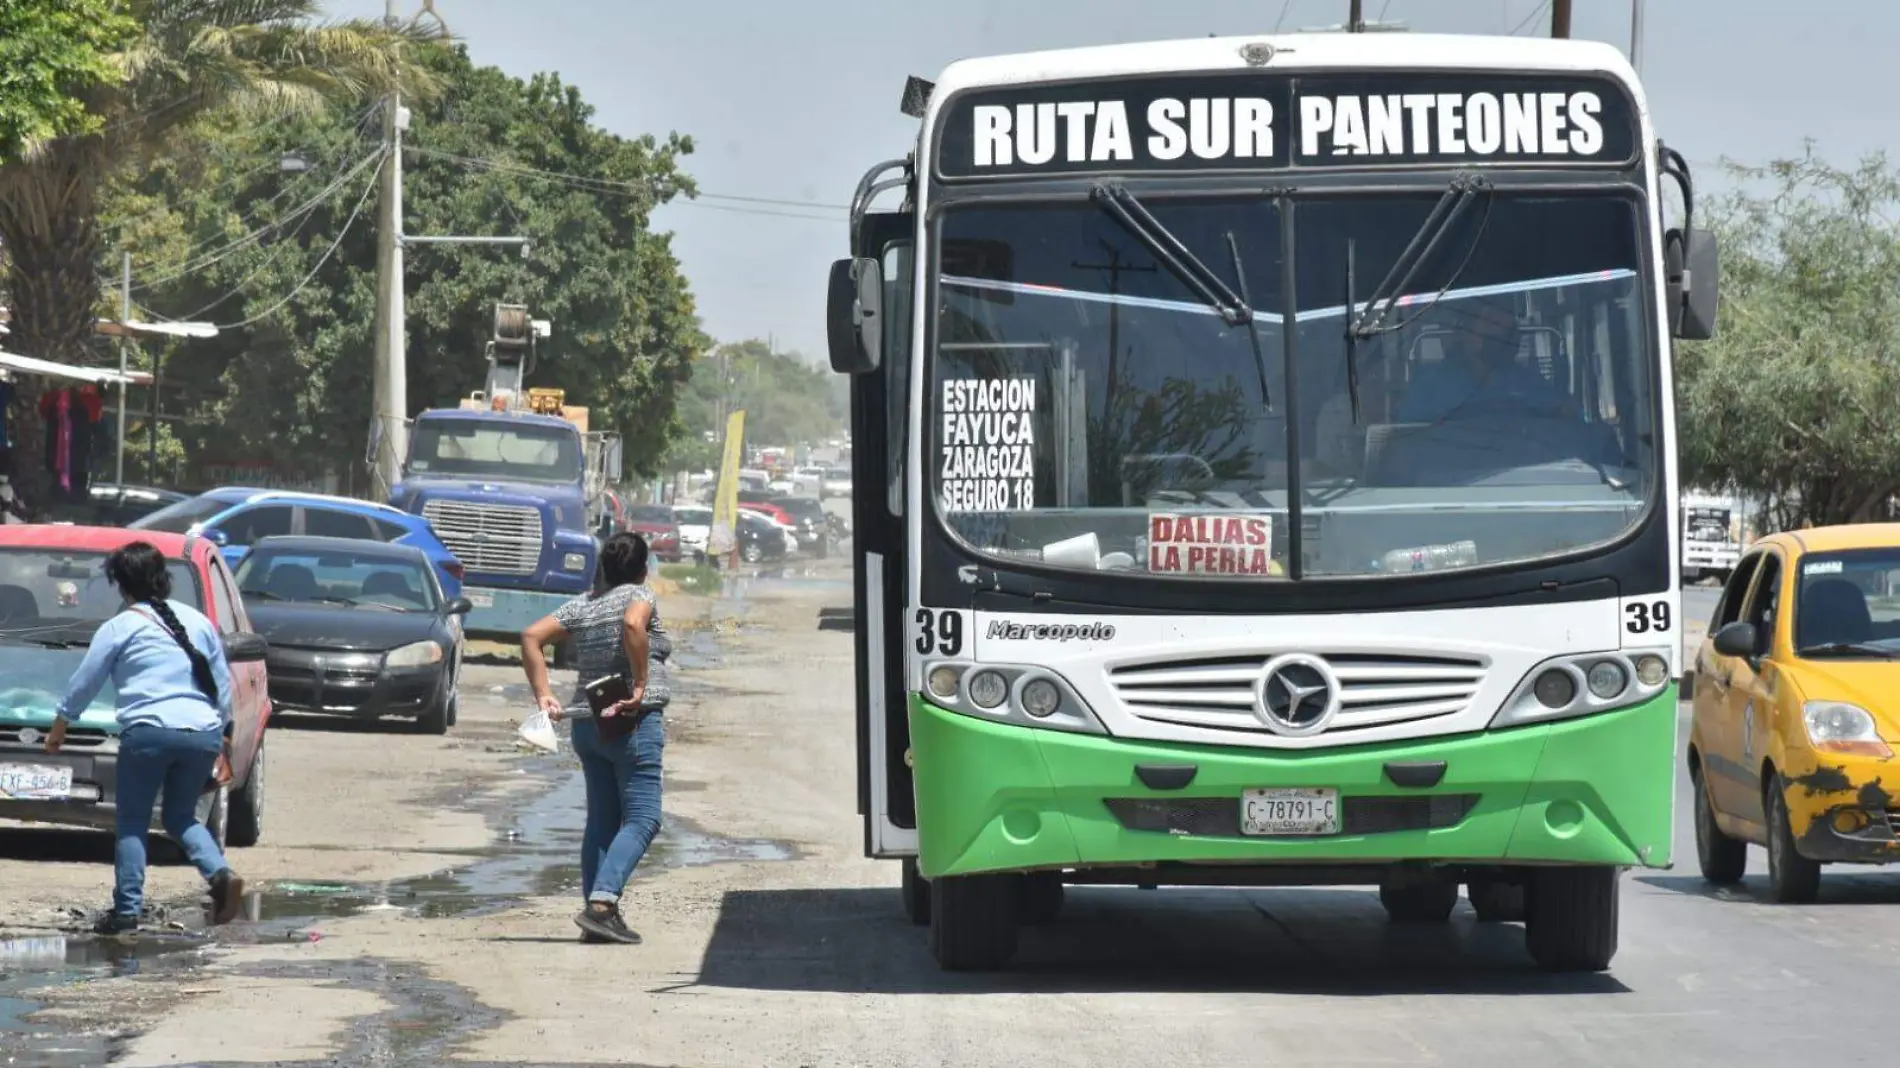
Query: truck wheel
1766 774 1822 903
1379 872 1458 923
901 856 930 926
1466 877 1526 923
1525 866 1619 971
1693 763 1746 885
226 738 265 848
929 874 1019 971
1020 871 1065 925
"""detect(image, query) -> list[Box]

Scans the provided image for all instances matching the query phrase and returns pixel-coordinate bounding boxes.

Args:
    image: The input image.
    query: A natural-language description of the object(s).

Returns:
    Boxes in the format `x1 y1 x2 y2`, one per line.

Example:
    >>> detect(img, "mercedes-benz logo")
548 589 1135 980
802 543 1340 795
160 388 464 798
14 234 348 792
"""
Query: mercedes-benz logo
1252 654 1342 737
17 727 42 746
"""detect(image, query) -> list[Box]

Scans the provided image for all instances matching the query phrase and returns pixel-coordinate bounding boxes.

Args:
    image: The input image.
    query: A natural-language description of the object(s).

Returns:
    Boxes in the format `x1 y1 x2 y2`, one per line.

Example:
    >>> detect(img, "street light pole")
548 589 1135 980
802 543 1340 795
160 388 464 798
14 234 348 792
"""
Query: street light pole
1629 0 1645 73
370 0 407 498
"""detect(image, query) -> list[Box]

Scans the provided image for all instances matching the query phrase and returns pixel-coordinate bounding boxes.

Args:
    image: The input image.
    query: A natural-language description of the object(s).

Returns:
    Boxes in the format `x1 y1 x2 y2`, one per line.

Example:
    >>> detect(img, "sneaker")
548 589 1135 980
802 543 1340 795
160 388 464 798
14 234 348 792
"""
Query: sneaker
93 912 138 936
208 869 246 926
573 903 641 945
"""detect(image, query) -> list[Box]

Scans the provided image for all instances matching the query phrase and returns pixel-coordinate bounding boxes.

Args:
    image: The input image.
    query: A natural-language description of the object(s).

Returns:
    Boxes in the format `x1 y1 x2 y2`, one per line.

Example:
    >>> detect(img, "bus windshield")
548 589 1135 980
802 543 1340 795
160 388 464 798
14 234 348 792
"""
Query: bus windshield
930 190 1655 580
406 419 584 484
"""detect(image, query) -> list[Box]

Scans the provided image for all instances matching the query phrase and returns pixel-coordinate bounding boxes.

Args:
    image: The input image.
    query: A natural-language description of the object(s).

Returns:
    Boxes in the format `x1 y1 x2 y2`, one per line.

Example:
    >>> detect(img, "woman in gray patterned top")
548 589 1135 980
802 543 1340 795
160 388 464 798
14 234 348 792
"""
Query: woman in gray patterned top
520 532 670 944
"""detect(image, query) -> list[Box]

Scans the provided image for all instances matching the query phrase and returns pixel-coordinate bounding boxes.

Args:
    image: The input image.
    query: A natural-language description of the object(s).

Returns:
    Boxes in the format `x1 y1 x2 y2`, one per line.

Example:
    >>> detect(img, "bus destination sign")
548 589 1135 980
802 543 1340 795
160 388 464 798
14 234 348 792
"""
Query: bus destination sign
935 73 1637 179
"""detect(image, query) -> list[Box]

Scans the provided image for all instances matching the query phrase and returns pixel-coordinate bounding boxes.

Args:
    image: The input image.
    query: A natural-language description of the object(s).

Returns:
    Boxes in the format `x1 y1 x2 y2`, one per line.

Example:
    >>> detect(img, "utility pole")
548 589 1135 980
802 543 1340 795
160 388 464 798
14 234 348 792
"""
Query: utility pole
1551 0 1572 38
370 0 406 498
1629 0 1645 72
1348 0 1364 32
115 251 130 486
1073 241 1156 404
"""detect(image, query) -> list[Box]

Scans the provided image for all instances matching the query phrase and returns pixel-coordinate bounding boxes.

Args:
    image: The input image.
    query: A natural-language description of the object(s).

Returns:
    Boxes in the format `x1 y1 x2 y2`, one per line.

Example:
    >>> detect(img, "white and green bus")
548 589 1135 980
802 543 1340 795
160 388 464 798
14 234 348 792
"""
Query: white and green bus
828 31 1718 973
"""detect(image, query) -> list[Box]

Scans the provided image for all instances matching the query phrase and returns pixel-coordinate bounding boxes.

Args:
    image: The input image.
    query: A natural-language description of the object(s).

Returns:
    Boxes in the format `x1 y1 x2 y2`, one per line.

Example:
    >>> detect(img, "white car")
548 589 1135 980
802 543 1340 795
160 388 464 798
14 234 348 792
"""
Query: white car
673 505 712 558
821 467 852 496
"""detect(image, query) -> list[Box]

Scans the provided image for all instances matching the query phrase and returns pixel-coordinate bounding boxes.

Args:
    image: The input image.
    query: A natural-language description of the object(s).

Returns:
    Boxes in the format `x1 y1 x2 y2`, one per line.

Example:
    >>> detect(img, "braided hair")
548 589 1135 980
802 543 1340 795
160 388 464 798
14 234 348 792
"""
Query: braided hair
105 541 219 705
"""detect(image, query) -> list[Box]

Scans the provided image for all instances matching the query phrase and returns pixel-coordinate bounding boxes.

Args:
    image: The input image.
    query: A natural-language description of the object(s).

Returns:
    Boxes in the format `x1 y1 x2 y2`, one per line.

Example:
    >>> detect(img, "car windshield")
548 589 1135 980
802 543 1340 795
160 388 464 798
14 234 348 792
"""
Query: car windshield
0 646 118 720
406 419 584 483
675 508 711 525
932 190 1654 580
629 506 674 525
0 549 202 642
235 548 439 612
130 494 233 534
1794 549 1900 656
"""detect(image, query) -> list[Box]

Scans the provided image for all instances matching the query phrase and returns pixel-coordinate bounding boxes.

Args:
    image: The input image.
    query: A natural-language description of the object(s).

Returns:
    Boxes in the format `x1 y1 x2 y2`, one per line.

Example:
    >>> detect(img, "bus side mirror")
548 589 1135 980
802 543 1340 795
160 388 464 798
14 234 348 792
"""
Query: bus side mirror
827 257 883 375
1666 228 1720 341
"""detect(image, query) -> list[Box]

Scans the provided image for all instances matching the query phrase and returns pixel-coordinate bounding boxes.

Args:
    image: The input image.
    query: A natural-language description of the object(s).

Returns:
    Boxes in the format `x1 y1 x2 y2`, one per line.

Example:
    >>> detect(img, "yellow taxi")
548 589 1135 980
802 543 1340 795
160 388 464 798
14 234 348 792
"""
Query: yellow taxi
1687 523 1900 902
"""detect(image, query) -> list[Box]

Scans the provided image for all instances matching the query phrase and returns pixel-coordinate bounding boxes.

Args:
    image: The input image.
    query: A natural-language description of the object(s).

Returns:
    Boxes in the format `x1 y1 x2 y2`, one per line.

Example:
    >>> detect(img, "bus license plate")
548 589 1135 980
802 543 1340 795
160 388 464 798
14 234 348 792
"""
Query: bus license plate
1241 788 1338 836
0 764 72 801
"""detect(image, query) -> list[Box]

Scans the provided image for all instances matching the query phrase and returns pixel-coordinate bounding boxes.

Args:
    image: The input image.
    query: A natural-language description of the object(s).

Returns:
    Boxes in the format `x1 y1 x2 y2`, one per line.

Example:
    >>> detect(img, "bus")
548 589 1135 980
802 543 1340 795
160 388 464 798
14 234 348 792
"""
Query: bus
827 31 1719 973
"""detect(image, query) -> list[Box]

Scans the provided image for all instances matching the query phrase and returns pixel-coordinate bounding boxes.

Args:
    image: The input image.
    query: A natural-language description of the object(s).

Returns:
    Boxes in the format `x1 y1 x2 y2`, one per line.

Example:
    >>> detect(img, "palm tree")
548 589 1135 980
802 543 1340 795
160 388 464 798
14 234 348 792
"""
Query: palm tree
0 0 441 513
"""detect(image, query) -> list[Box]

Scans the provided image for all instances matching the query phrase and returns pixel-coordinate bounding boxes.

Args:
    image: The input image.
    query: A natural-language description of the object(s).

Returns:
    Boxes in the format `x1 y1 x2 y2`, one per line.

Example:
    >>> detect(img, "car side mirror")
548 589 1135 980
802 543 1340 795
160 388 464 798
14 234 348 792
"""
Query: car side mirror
1666 227 1720 341
225 632 269 663
827 257 883 374
1712 621 1758 659
446 597 473 616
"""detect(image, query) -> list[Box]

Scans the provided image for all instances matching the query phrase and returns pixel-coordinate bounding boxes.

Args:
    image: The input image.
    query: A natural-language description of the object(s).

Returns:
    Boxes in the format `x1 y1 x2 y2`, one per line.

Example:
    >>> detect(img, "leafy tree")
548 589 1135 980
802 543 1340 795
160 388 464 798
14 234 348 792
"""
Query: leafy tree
113 44 705 488
0 0 135 161
1676 147 1900 530
0 0 436 510
664 339 847 471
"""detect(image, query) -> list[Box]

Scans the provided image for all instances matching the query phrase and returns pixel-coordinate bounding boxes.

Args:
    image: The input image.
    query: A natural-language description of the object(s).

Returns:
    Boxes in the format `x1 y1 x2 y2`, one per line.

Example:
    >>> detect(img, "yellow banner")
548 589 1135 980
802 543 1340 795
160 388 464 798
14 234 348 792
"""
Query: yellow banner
710 410 746 556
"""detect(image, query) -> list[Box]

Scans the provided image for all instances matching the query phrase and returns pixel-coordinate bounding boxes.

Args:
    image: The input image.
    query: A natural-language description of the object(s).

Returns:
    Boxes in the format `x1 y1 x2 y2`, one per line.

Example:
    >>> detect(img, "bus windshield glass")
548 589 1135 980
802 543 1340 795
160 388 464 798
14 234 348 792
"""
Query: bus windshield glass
406 420 584 484
930 190 1655 580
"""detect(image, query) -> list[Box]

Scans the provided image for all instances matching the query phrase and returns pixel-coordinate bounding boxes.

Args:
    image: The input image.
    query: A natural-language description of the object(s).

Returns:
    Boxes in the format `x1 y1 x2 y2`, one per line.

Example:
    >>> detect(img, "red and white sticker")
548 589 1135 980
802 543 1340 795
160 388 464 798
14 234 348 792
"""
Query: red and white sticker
1147 513 1277 575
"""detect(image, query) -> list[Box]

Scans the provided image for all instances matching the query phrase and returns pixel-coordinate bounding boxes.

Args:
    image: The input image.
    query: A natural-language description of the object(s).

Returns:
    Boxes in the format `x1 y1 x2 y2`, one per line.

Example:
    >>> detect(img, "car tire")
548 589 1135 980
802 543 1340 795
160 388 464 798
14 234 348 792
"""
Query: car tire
1525 866 1619 972
929 873 1020 971
741 542 764 564
901 856 931 926
226 738 264 848
1020 871 1065 925
446 688 459 728
417 686 452 735
1693 763 1746 886
1766 774 1822 904
1466 877 1527 923
1379 872 1458 923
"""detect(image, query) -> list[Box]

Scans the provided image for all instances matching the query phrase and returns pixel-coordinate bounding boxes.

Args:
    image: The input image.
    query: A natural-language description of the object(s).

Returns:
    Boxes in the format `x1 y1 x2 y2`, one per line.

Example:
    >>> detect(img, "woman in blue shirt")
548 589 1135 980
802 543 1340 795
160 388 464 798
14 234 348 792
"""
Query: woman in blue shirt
43 542 247 934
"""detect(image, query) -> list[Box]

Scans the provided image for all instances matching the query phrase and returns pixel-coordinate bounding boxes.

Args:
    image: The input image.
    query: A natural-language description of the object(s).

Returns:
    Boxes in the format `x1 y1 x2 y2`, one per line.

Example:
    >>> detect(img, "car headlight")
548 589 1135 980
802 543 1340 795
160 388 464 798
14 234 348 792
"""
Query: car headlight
564 552 588 571
385 640 444 669
1803 700 1892 758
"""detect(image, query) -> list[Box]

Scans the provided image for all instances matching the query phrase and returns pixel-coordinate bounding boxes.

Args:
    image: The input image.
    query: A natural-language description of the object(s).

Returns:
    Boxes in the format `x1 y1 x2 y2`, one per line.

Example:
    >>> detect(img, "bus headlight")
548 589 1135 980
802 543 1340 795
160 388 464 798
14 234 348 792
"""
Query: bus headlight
927 665 961 700
1492 648 1673 729
1020 678 1061 718
967 671 1009 709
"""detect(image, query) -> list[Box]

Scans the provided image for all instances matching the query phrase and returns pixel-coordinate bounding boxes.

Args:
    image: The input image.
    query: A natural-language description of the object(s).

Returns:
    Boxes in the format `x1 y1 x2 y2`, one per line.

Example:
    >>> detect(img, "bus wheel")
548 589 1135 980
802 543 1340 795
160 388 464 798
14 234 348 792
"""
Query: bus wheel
1525 866 1619 971
901 857 930 926
929 874 1020 971
1020 872 1065 925
1378 872 1457 923
1466 877 1526 923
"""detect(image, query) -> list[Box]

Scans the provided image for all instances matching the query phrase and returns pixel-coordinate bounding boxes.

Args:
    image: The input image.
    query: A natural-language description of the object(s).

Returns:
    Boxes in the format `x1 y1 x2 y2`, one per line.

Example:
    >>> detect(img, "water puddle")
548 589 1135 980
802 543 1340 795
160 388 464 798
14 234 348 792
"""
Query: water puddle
242 766 794 929
0 933 203 1066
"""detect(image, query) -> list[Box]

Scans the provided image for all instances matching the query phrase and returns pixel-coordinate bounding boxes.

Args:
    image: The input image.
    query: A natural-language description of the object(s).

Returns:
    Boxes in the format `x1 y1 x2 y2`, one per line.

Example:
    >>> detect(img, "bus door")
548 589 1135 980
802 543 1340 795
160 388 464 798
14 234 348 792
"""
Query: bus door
832 207 917 857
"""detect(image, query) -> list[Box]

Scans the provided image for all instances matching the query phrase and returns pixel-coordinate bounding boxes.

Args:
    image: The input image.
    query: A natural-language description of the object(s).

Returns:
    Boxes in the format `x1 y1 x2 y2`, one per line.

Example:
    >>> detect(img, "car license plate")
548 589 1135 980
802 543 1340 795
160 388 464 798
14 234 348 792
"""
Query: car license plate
465 591 493 608
0 763 73 801
1241 787 1339 836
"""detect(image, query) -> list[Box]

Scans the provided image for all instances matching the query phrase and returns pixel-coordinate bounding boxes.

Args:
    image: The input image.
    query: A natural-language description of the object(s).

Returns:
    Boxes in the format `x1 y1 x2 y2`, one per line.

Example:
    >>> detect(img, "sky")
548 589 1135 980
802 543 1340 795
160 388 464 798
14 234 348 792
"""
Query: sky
329 0 1900 365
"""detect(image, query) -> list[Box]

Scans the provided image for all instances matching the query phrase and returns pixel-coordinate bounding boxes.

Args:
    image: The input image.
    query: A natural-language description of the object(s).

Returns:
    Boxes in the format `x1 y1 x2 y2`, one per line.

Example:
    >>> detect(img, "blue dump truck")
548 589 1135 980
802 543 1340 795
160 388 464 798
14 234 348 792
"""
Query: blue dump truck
386 304 622 658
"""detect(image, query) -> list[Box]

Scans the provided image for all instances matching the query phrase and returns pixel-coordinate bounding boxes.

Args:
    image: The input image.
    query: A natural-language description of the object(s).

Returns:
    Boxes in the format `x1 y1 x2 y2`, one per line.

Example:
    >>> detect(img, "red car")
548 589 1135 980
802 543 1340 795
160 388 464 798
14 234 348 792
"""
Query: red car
0 526 272 849
625 505 682 563
737 500 797 529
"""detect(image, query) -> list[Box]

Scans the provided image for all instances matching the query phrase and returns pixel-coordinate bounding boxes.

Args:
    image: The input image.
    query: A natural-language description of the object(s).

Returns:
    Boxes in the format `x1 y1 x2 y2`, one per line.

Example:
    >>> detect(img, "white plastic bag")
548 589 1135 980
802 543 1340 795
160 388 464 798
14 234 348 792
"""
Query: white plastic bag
516 707 558 753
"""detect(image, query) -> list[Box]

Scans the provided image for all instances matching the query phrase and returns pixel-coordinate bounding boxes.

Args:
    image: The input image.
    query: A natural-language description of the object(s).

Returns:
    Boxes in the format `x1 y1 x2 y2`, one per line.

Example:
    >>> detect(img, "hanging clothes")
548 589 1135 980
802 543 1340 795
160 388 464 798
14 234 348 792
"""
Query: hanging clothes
39 386 103 498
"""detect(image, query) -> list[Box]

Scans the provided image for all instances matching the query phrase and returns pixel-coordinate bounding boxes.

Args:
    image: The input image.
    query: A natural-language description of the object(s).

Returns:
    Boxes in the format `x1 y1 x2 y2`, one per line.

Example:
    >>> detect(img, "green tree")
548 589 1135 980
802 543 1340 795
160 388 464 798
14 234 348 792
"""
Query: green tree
113 44 705 488
0 0 135 161
0 0 436 509
1676 147 1900 530
665 339 846 470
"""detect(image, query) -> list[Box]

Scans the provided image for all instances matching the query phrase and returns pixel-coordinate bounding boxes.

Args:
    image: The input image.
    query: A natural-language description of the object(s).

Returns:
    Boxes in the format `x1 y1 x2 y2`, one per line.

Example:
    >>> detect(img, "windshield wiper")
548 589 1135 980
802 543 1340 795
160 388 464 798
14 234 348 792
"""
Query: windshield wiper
1349 174 1492 338
1090 182 1252 328
1798 641 1900 659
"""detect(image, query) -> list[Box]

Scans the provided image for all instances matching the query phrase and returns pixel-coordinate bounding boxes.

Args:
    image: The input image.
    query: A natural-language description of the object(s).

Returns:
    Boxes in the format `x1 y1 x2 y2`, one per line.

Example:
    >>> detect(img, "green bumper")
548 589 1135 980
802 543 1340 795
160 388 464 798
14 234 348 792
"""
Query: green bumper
909 688 1677 879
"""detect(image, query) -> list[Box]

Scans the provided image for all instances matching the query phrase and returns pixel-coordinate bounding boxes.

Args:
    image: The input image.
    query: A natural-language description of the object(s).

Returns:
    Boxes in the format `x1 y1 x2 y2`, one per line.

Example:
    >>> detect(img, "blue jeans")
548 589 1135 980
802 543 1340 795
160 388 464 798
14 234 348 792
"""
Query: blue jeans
570 710 664 905
114 724 230 918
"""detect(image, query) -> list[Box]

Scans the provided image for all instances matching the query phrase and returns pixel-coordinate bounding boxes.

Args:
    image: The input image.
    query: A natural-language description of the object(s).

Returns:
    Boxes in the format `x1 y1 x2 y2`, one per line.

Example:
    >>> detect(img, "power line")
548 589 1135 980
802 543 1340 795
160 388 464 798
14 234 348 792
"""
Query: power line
1510 0 1552 35
198 155 384 330
410 147 847 214
1275 0 1297 32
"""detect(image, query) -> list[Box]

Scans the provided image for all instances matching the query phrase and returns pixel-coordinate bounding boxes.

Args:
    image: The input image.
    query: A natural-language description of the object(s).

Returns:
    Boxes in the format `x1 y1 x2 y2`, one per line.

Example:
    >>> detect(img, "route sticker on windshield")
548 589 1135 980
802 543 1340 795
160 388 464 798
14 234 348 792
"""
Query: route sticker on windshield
1804 560 1843 576
940 377 1036 513
1147 513 1277 575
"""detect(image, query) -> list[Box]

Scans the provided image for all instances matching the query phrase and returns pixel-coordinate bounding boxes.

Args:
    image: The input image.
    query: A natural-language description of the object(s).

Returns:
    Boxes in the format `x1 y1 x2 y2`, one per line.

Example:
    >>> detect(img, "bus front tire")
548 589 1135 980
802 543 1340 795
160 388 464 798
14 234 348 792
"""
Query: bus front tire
901 857 930 926
929 873 1019 971
1378 873 1458 923
1020 872 1064 925
1525 866 1619 972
